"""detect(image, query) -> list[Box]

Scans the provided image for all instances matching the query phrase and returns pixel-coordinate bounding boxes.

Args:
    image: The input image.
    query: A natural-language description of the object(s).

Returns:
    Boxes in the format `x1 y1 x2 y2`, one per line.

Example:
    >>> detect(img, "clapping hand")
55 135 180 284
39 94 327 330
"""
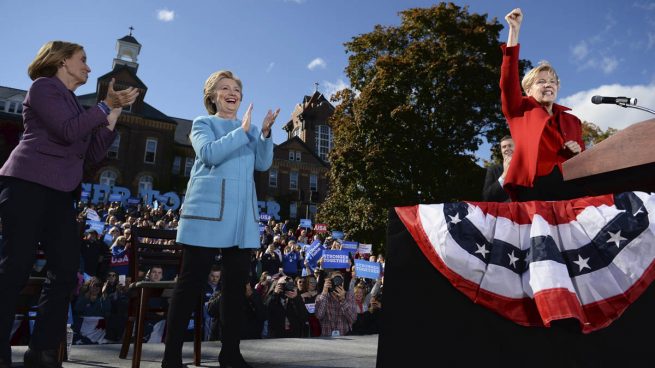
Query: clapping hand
241 103 253 133
104 78 139 109
261 108 280 138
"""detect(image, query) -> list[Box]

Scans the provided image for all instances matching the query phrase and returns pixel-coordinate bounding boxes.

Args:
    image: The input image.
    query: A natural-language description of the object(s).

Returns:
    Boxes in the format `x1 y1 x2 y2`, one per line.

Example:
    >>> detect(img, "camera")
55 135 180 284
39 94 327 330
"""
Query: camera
283 278 295 292
329 274 344 293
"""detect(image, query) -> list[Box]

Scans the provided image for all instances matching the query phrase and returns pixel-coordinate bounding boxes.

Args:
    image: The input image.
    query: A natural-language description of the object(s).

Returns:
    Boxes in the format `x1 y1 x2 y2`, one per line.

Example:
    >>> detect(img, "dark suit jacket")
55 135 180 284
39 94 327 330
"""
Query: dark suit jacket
0 76 116 192
482 164 510 202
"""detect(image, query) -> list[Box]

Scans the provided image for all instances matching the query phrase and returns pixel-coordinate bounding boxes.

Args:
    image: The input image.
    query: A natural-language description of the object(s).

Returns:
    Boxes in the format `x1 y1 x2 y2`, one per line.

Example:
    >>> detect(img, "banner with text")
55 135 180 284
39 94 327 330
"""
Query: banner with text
322 250 351 269
354 259 381 279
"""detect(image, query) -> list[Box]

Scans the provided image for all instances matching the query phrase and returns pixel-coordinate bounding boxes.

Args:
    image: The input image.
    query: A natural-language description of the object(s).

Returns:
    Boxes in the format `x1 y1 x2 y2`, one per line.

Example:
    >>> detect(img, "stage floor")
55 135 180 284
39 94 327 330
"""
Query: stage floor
10 335 378 367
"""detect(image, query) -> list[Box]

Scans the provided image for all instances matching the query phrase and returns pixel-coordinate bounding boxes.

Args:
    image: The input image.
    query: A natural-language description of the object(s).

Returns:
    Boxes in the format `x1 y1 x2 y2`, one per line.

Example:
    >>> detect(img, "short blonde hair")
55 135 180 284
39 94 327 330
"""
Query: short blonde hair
521 61 559 93
203 70 243 115
28 41 84 80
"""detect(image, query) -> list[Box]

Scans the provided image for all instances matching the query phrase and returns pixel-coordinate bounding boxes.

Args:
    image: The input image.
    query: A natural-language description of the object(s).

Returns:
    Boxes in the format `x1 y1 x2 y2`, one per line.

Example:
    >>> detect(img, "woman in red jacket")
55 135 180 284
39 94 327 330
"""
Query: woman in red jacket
501 8 586 201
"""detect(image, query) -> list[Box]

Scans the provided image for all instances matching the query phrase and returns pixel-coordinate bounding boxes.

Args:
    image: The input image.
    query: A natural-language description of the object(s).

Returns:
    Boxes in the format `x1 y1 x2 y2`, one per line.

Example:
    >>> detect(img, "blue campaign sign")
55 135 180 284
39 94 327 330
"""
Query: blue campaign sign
259 224 265 235
331 231 344 240
85 220 106 235
300 218 312 228
354 259 381 279
260 213 272 222
305 241 324 270
322 250 350 269
341 241 359 254
108 193 122 202
127 197 141 205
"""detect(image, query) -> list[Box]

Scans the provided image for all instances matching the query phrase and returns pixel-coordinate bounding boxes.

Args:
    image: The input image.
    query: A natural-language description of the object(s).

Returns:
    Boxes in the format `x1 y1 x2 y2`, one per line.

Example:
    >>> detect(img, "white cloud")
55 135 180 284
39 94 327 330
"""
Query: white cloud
571 41 589 61
634 1 655 10
322 79 349 100
157 9 175 22
600 56 619 74
266 62 275 73
307 58 327 71
559 83 655 131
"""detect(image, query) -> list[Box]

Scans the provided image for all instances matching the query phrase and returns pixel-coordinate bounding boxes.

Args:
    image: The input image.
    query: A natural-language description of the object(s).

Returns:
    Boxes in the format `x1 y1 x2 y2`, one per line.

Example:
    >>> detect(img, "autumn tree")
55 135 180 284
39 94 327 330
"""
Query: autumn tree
582 121 618 147
318 3 530 252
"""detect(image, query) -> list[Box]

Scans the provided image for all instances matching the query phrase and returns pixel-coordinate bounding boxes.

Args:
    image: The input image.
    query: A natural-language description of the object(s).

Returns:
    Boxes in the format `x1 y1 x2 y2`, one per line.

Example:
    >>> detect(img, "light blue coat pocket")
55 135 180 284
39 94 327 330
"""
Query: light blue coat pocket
181 176 225 221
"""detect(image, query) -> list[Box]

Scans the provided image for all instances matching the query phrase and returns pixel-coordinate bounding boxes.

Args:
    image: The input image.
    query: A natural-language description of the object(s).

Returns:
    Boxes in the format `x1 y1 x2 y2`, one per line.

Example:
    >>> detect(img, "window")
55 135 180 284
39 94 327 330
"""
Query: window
0 101 5 111
310 174 318 192
8 101 21 114
172 156 181 174
309 204 317 219
289 150 295 161
295 151 301 161
138 175 153 194
144 138 157 164
268 168 278 187
292 128 300 137
314 125 333 161
184 157 194 177
99 170 117 186
290 201 297 219
107 134 120 159
289 171 298 190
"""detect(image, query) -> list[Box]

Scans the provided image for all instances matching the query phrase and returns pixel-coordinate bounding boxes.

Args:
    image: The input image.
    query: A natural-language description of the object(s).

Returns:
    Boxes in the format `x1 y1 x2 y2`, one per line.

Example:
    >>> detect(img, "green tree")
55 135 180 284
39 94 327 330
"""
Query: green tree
582 120 618 147
317 3 530 253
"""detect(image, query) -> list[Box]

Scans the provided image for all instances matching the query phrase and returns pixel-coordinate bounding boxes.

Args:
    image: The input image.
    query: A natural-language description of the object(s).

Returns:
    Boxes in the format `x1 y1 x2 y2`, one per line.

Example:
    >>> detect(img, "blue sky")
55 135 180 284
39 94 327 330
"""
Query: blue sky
1 0 654 162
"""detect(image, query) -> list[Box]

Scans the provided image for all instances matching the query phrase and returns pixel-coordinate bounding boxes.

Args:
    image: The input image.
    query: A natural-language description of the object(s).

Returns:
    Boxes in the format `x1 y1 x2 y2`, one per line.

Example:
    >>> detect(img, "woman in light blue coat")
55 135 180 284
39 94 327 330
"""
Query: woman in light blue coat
163 70 278 368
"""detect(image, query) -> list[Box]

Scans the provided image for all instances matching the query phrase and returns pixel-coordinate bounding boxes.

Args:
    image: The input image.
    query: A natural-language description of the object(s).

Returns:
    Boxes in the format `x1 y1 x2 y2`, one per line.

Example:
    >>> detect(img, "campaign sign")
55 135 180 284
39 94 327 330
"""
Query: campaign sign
85 220 106 235
108 193 122 202
300 218 312 228
259 224 265 235
305 303 316 314
305 241 324 270
357 243 373 255
127 197 141 205
260 213 271 223
322 250 350 269
331 231 344 240
341 241 359 254
354 259 381 279
314 223 328 233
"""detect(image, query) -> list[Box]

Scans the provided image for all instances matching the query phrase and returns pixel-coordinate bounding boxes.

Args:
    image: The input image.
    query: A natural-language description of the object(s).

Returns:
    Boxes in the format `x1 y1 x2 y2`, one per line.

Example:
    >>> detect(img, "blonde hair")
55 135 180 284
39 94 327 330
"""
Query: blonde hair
521 61 560 93
28 41 84 80
203 70 243 114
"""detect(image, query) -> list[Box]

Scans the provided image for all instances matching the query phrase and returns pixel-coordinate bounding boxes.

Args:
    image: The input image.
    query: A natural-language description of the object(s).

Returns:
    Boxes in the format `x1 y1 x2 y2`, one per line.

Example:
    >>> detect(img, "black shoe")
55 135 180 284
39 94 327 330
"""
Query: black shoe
24 348 60 368
218 351 253 368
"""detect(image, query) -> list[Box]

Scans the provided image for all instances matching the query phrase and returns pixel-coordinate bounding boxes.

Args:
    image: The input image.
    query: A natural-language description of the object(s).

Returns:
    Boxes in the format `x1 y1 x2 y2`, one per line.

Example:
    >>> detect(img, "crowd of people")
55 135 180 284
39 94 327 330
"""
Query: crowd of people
9 201 384 348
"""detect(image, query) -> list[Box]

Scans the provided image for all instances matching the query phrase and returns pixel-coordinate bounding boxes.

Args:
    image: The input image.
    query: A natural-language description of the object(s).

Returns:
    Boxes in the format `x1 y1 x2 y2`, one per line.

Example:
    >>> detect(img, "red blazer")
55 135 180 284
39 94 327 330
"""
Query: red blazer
0 77 115 192
499 44 585 200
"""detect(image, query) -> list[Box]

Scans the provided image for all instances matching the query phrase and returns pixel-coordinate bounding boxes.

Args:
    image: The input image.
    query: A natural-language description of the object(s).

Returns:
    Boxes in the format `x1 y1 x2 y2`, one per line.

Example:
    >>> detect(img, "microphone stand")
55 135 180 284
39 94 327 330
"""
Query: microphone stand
618 102 655 115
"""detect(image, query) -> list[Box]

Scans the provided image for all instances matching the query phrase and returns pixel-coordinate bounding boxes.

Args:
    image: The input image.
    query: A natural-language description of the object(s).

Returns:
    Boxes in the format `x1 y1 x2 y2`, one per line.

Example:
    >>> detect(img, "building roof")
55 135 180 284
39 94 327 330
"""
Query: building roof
97 65 147 90
171 117 192 146
276 136 329 168
0 86 27 100
77 92 177 124
119 35 141 46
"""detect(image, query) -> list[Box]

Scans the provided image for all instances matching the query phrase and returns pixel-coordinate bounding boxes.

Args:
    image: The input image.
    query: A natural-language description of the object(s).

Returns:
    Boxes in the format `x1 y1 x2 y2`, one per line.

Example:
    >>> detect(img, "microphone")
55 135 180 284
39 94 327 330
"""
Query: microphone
591 95 637 105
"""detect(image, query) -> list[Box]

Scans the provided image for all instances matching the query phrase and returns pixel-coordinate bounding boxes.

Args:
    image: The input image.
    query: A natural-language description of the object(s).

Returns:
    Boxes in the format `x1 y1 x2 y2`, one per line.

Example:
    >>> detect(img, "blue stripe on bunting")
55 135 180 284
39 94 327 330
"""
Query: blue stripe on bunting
443 192 649 277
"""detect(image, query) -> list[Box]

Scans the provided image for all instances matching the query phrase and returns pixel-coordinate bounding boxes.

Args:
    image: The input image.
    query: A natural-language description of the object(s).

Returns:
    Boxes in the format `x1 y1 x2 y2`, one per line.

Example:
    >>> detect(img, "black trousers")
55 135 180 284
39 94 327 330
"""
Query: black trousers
515 166 586 201
0 177 79 362
163 245 251 364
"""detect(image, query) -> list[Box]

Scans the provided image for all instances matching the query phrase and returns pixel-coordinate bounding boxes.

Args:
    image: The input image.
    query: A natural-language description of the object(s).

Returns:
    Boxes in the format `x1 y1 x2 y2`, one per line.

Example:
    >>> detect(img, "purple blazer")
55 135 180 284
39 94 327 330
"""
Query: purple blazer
0 77 117 192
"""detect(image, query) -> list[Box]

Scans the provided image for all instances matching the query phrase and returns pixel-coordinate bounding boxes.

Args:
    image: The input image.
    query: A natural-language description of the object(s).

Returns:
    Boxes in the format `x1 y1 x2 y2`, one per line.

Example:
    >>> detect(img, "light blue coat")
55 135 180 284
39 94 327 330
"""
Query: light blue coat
177 115 273 249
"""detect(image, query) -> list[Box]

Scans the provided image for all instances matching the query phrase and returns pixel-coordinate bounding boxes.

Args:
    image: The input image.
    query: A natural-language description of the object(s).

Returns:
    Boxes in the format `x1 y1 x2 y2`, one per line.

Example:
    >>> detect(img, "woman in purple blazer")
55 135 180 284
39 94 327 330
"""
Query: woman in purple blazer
0 40 138 368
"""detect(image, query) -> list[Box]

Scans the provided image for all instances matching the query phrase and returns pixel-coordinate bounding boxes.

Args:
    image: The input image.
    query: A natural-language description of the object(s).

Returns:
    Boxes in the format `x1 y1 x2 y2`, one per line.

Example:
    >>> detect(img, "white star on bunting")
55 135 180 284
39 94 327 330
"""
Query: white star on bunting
573 255 591 272
508 251 519 268
474 243 490 259
606 230 627 248
449 213 462 224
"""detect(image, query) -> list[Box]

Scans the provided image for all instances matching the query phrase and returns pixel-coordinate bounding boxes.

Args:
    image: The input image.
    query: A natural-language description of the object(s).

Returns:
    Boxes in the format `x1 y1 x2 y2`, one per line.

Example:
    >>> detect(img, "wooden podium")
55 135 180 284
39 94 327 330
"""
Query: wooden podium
563 118 655 194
